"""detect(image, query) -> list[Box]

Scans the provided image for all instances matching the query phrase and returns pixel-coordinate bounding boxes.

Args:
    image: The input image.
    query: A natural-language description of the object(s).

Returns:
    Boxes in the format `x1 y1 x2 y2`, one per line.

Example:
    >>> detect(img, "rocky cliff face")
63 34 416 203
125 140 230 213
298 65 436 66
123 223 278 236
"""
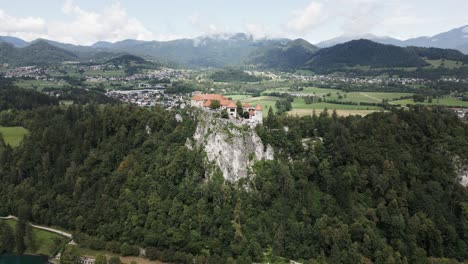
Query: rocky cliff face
187 111 274 182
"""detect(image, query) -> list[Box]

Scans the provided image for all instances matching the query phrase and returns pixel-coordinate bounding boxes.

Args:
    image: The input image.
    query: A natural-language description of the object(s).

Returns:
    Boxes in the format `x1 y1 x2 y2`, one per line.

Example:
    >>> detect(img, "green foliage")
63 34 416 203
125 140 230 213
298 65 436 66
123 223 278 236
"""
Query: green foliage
0 85 59 111
0 221 14 253
210 100 221 109
0 126 29 147
108 256 122 264
61 245 81 264
210 68 264 82
221 109 229 119
248 39 319 71
165 81 196 94
304 39 429 70
0 41 78 66
94 254 107 264
120 243 139 256
0 102 467 263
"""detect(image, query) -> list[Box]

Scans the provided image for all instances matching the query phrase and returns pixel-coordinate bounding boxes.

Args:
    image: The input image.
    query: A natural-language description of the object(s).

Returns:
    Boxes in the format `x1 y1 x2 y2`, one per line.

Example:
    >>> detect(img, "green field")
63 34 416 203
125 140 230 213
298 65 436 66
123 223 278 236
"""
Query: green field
262 87 412 104
225 94 253 101
0 126 29 147
263 86 340 96
237 95 383 116
3 219 68 256
292 99 383 110
14 80 68 91
425 59 464 69
393 97 468 107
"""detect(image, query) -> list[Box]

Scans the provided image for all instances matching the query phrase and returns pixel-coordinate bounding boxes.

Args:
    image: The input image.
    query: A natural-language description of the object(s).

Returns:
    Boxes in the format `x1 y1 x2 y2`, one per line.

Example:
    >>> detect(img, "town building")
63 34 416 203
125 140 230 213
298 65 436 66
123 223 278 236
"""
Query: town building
191 94 263 122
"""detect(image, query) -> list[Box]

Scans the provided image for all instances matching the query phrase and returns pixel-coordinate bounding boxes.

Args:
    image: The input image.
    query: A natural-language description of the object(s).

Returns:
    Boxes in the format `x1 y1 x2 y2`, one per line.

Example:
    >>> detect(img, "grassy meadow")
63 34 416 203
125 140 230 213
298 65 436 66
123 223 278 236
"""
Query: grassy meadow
393 97 468 107
3 219 68 256
0 126 29 147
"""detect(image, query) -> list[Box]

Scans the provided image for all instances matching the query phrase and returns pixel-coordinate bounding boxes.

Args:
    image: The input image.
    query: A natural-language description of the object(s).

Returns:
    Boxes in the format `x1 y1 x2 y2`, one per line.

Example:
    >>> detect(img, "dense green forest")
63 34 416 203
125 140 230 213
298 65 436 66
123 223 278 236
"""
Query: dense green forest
304 40 429 70
210 68 265 82
0 41 78 66
248 39 319 71
0 78 59 111
0 88 467 263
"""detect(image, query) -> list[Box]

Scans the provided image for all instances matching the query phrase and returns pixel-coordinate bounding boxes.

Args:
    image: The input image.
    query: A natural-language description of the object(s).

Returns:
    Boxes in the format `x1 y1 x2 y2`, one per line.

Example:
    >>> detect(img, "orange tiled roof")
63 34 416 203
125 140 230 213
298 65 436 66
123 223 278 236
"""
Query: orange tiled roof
255 104 263 111
192 94 228 101
203 100 212 107
243 103 251 108
226 102 237 108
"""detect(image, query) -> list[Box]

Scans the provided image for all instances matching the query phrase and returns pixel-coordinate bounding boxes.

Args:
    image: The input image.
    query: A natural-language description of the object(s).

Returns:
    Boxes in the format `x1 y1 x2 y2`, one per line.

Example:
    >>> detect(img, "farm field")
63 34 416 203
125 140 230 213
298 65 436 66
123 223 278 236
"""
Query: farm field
3 219 68 256
225 94 253 101
425 59 464 69
237 95 383 116
289 109 380 117
14 79 68 91
263 86 339 96
0 126 29 147
393 97 468 107
292 99 383 110
263 87 412 103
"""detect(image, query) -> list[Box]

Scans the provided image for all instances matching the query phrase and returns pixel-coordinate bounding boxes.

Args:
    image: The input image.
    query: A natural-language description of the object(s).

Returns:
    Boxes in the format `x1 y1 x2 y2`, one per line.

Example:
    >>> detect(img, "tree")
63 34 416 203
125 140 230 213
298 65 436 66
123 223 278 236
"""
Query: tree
236 101 243 116
15 222 26 254
0 221 14 253
108 256 122 264
210 100 221 109
120 243 139 256
61 245 81 264
221 109 229 119
95 254 107 264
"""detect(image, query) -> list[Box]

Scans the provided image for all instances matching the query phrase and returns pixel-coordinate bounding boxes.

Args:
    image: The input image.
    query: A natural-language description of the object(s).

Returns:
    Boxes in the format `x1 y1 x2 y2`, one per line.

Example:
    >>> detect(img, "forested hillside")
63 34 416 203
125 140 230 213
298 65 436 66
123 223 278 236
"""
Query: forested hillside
0 99 467 263
248 39 319 71
0 41 78 66
0 77 58 111
304 40 429 70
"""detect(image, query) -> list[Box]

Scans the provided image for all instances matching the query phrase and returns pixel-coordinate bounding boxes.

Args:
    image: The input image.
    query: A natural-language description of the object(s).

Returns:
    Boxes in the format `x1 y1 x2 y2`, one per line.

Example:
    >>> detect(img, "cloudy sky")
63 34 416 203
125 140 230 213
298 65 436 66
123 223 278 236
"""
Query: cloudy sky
0 0 467 45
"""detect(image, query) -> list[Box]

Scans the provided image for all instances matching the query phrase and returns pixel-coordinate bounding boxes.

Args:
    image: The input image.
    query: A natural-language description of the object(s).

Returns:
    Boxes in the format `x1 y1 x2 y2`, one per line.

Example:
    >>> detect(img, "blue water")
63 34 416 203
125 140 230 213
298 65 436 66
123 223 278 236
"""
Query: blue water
0 255 49 264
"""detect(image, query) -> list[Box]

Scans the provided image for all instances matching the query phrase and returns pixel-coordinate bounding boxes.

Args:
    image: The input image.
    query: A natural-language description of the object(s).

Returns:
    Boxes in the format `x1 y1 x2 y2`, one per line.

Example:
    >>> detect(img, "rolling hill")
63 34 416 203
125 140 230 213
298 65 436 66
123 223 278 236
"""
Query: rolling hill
0 40 79 65
304 39 429 70
88 33 290 68
316 34 405 48
316 25 468 54
248 38 319 71
0 36 29 48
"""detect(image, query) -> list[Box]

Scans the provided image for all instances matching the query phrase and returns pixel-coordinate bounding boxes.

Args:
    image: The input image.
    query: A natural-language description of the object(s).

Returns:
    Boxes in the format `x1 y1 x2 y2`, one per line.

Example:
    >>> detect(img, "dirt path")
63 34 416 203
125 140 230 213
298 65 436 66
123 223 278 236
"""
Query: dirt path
0 215 75 243
359 93 381 102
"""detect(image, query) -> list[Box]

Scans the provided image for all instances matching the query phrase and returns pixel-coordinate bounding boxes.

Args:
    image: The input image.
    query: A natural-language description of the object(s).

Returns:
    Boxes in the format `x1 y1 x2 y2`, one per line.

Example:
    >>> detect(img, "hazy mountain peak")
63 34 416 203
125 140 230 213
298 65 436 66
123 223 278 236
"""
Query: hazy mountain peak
0 36 29 48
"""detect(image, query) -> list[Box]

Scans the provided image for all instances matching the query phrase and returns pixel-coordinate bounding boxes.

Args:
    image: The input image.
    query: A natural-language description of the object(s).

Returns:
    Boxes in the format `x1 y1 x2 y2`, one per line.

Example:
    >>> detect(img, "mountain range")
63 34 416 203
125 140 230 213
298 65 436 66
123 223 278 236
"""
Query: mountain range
316 25 468 52
1 25 468 69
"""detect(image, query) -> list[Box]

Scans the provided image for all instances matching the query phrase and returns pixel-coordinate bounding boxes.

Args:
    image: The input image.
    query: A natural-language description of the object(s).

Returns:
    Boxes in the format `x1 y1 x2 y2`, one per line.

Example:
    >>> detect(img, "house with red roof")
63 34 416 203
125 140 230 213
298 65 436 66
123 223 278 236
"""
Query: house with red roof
191 94 238 117
191 93 263 122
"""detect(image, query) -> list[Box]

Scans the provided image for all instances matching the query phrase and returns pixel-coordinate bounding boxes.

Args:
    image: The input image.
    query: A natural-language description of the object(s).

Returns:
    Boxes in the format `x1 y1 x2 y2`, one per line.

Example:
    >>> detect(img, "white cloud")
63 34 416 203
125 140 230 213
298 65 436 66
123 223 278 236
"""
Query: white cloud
50 0 155 44
245 24 268 39
287 2 326 33
0 9 47 36
0 1 157 45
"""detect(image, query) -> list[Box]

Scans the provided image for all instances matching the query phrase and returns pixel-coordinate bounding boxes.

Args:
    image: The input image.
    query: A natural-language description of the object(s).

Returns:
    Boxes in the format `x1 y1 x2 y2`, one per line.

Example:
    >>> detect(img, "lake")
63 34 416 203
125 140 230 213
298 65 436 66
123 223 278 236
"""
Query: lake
0 255 49 264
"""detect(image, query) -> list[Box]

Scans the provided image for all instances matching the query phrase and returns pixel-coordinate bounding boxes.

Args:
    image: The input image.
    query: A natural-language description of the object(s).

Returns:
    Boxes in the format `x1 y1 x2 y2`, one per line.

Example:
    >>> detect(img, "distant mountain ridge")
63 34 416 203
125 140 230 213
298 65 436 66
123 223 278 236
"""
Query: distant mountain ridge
247 38 319 71
1 25 468 68
316 25 468 54
304 39 429 70
0 40 78 65
0 36 29 48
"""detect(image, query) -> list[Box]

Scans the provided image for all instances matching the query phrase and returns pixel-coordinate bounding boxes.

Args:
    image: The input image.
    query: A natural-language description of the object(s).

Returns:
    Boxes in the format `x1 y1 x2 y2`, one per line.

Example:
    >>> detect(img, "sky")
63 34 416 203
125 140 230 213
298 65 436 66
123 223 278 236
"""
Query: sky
0 0 467 45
